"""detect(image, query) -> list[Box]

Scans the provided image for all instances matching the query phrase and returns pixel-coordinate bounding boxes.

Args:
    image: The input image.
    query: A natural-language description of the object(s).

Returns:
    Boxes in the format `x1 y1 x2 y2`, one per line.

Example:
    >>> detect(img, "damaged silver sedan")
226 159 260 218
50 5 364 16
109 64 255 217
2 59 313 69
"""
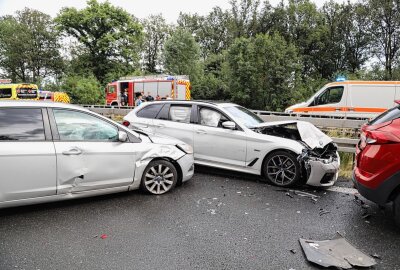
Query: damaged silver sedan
0 101 194 209
124 101 339 187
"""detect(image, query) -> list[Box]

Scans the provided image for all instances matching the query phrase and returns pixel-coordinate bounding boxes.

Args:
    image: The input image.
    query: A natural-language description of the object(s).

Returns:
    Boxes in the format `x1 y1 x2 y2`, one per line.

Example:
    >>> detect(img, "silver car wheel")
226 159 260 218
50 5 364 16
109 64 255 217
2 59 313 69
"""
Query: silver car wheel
144 163 176 195
266 155 297 186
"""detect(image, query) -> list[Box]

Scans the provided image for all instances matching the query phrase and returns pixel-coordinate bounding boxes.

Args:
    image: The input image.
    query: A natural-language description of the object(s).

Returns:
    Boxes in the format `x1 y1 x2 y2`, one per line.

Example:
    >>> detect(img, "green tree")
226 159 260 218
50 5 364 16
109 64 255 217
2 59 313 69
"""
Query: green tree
229 0 261 38
0 8 63 84
63 75 103 104
142 14 170 73
56 0 143 83
163 28 202 80
225 33 301 111
340 2 371 73
193 53 227 100
367 0 400 79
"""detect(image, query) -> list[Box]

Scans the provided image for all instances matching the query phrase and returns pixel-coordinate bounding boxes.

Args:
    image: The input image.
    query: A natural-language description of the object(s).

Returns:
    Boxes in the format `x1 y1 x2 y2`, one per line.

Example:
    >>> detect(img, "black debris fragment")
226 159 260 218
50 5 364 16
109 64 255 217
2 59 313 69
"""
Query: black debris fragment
290 249 297 254
299 235 377 269
371 253 382 260
361 213 371 220
280 189 320 202
319 209 331 216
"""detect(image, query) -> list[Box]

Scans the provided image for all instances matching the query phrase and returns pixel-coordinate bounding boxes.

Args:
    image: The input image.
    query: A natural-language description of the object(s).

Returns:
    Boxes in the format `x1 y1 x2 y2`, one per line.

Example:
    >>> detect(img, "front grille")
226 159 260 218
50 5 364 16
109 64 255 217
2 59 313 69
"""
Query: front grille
320 172 335 184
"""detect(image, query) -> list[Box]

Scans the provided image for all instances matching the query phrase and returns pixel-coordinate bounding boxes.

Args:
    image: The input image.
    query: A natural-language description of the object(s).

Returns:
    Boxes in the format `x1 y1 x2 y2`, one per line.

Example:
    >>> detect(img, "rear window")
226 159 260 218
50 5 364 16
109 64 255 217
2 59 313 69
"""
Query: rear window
0 88 12 98
0 108 45 141
369 105 400 125
136 104 164 119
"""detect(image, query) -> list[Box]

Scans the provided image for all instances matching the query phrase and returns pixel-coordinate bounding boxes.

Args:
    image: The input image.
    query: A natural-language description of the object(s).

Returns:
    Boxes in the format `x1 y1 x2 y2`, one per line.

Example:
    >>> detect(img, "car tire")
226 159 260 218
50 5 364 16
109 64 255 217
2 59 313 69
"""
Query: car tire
263 150 301 187
141 160 178 195
393 193 400 227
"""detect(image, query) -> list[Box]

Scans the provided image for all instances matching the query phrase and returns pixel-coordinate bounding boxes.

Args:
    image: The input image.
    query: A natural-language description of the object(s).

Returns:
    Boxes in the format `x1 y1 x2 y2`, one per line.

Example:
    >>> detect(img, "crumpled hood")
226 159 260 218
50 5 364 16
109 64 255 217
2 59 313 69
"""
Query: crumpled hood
254 121 333 149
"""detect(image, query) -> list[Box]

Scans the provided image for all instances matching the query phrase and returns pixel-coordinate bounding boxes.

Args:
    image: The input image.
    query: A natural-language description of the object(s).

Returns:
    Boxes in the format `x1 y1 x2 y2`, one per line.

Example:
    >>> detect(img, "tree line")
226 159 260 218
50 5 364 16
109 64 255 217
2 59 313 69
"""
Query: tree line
0 0 399 110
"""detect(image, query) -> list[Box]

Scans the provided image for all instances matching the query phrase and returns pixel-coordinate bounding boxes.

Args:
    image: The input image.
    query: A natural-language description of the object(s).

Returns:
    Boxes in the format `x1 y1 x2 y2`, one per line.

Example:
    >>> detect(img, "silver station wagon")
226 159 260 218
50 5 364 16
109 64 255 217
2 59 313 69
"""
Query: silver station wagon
124 100 340 188
0 101 194 208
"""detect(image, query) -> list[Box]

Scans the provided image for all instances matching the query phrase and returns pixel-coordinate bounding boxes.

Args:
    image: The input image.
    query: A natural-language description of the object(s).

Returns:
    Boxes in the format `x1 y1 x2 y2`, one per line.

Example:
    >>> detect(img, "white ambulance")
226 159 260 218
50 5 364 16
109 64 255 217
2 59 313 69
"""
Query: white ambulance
285 80 400 118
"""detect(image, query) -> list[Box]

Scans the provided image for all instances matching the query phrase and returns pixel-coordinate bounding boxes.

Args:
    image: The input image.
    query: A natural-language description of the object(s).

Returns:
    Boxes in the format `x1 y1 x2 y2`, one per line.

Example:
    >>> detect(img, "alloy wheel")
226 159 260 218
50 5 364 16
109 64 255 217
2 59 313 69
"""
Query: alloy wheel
144 163 175 195
266 154 297 186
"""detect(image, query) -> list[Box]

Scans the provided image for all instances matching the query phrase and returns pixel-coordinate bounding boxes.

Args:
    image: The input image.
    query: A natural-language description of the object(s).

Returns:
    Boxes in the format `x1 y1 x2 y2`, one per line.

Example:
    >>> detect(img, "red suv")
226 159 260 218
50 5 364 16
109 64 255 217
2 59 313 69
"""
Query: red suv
354 104 400 225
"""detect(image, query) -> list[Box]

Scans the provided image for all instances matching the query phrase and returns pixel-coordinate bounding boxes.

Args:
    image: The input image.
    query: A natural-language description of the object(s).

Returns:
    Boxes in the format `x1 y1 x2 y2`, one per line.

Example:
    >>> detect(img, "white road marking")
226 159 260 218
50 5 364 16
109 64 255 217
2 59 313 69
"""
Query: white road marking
327 186 358 195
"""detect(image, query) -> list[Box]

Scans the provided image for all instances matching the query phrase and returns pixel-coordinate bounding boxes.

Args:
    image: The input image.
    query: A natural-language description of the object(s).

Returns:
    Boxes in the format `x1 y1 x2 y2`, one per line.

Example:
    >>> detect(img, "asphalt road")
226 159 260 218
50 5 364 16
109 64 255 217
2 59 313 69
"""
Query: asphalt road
0 166 399 270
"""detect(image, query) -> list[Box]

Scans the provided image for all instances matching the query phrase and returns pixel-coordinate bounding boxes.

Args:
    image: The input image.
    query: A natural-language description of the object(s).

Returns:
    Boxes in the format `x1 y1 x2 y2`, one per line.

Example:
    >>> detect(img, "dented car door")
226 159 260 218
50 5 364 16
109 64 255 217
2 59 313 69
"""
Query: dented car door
0 107 56 202
50 109 136 194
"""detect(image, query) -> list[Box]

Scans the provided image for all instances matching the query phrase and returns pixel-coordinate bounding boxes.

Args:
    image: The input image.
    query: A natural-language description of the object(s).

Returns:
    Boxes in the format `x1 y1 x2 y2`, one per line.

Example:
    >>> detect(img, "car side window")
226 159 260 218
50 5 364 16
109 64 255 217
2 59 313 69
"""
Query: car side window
136 104 164 119
169 105 191 123
0 88 12 98
108 85 115 94
0 108 45 141
315 86 344 106
199 107 228 128
53 109 118 141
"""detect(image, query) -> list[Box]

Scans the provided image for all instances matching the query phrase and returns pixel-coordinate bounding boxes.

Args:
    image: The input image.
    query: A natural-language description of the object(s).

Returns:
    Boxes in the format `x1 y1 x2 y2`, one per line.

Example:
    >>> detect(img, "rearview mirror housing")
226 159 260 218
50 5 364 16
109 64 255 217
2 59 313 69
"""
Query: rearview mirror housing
222 121 236 130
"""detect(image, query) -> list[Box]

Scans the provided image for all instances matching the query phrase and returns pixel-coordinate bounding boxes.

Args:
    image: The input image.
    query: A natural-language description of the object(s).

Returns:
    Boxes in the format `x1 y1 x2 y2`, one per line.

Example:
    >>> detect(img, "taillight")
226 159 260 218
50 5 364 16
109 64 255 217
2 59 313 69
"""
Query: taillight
364 130 400 145
122 120 130 127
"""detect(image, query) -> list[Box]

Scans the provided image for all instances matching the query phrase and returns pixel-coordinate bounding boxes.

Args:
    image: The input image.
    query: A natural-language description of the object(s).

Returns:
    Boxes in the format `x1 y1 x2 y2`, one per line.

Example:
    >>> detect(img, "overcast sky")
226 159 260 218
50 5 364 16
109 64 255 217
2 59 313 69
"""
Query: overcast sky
0 0 350 23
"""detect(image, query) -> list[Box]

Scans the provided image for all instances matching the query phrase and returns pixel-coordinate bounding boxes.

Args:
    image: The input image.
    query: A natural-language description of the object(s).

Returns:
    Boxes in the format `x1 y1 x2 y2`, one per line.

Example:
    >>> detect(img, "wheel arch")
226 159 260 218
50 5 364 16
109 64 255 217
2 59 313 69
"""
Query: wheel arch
260 148 300 177
149 157 183 185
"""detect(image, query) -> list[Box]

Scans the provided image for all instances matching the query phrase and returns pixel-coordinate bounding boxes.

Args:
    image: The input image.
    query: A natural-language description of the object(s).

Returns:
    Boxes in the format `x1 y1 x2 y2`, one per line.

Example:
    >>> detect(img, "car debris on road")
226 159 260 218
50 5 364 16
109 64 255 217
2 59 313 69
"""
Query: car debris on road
299 234 377 269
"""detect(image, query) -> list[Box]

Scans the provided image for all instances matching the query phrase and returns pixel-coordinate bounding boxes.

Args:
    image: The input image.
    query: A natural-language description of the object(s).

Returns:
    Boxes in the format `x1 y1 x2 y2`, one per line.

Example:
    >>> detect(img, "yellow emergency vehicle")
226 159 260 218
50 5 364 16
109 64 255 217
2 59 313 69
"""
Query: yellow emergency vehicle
0 80 39 101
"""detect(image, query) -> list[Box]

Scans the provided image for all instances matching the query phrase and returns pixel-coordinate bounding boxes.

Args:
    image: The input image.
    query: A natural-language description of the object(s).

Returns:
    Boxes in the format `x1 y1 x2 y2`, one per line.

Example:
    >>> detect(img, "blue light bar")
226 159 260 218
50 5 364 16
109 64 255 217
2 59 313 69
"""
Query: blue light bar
336 76 346 82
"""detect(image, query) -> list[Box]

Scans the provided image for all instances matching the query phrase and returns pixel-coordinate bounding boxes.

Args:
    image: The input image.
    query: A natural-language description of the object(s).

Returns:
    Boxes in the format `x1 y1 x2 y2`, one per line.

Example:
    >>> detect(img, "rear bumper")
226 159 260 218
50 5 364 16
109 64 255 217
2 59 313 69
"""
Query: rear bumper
177 154 194 182
353 170 400 205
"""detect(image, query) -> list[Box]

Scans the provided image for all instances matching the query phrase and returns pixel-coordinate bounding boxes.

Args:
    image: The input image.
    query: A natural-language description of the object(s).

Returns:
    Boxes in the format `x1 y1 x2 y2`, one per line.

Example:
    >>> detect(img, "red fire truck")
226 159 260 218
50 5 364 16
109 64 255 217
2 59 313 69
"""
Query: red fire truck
105 75 191 106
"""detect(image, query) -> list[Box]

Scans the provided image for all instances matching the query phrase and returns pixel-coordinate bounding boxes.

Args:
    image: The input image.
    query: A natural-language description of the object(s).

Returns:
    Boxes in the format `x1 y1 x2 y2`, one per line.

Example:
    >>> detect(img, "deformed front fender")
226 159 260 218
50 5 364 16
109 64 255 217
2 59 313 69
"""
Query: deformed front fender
129 144 186 190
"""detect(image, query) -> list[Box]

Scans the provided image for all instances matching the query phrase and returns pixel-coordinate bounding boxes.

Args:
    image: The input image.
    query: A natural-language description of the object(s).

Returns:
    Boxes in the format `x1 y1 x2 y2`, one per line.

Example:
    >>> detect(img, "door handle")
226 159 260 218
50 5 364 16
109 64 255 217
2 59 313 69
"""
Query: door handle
335 107 341 111
155 124 165 128
62 147 82 155
196 129 207 134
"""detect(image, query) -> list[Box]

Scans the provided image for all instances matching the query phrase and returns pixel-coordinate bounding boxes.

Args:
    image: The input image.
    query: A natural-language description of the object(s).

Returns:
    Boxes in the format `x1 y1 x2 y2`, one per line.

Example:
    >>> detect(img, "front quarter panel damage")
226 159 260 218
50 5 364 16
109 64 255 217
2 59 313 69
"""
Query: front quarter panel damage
253 121 340 186
129 143 186 190
297 143 340 187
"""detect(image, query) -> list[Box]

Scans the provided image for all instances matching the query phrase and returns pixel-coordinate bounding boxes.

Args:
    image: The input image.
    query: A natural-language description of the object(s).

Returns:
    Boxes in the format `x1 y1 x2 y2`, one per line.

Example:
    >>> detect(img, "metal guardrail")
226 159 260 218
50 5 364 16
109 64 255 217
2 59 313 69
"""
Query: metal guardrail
332 138 358 153
82 105 360 153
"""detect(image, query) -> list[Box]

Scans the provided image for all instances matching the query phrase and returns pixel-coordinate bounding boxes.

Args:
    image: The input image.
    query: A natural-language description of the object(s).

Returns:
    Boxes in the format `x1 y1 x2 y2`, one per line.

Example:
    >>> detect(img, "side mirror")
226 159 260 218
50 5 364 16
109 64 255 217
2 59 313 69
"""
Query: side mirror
222 121 236 130
118 131 128 142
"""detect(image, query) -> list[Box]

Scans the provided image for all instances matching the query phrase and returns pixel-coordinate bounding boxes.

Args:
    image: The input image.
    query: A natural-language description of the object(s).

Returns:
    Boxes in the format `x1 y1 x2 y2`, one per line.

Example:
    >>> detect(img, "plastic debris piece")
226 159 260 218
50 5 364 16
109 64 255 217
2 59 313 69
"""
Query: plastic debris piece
290 249 297 254
362 213 371 220
371 253 381 260
319 209 331 216
299 235 377 269
100 234 108 239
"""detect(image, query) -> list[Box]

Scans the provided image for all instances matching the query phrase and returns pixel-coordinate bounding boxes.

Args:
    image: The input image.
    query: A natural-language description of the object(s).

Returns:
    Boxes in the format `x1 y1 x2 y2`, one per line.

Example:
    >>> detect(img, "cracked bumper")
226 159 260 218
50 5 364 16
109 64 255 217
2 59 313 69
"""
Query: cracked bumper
305 159 340 187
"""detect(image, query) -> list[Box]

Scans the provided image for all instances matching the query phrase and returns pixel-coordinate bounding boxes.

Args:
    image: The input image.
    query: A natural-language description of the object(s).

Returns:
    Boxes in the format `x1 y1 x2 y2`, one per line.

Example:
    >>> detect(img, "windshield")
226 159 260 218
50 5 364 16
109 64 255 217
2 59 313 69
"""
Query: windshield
224 106 264 128
305 86 326 105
